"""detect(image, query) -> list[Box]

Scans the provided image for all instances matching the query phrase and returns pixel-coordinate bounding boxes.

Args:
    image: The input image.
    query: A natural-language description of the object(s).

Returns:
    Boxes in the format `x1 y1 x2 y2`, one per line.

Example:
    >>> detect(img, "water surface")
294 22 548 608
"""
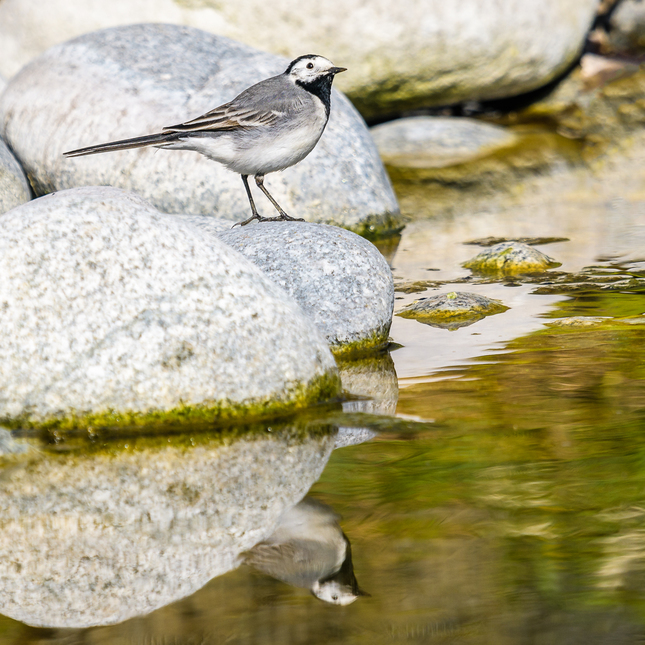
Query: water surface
2 156 645 644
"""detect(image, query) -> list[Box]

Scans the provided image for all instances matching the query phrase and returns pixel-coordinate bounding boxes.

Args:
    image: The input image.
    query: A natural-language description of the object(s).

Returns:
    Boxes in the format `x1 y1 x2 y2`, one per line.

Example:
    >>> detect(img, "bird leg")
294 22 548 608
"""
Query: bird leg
233 174 265 227
255 174 304 222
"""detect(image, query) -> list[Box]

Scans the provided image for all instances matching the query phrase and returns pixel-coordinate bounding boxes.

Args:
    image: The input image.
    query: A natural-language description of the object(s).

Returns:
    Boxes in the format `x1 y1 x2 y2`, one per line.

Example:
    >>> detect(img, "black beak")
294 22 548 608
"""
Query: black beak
329 67 347 75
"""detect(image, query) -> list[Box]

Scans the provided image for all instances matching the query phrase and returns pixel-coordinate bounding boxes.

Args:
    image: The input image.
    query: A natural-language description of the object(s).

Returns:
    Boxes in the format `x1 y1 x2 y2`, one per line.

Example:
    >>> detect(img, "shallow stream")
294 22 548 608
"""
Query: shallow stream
1 153 645 644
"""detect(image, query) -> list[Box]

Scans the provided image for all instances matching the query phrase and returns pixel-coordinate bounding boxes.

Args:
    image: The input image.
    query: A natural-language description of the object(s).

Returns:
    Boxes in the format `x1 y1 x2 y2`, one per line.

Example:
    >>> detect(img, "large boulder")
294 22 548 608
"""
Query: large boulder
0 186 340 429
0 0 600 119
217 221 395 357
0 24 401 236
0 424 336 627
0 138 30 213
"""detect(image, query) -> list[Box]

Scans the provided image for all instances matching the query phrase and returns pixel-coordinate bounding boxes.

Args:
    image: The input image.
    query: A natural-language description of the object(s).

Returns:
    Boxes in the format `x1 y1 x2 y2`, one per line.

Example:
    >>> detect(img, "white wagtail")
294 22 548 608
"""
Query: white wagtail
64 55 346 226
243 497 368 605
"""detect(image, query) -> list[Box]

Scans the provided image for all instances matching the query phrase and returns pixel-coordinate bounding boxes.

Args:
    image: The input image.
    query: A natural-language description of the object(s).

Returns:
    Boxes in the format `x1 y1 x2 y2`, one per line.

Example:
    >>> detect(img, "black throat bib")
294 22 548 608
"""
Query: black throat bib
296 76 334 118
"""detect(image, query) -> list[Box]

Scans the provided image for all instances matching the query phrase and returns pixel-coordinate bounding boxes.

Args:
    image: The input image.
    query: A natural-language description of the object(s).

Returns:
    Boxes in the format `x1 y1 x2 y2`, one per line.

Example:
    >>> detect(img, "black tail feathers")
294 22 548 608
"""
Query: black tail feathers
63 132 180 157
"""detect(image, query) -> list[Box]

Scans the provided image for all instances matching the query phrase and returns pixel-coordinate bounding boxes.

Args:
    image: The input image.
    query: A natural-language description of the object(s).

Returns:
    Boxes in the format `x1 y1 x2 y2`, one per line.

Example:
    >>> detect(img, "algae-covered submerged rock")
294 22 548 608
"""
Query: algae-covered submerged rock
463 242 561 275
219 222 395 357
0 23 401 236
0 425 337 628
515 54 645 145
0 187 339 429
608 0 645 53
397 291 509 330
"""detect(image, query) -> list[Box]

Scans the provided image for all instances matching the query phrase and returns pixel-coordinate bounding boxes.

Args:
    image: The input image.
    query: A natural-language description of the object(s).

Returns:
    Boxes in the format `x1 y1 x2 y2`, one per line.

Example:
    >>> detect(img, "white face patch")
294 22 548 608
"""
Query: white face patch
313 580 359 606
288 56 336 83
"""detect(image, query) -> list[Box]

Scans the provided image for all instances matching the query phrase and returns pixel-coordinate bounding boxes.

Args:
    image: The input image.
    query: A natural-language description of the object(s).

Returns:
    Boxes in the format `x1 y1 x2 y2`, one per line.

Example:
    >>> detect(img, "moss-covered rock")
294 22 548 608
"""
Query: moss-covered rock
0 188 340 430
463 242 561 275
218 222 395 358
397 291 509 330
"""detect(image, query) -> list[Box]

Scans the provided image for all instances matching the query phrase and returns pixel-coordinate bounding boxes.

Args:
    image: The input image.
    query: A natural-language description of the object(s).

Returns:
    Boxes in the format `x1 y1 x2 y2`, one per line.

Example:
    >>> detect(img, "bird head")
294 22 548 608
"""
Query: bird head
312 578 370 606
285 55 347 83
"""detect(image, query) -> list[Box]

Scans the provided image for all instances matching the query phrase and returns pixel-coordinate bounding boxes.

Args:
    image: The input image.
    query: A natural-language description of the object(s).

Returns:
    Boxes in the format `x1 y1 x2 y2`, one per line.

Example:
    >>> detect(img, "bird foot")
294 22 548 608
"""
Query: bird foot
232 213 304 227
231 214 266 227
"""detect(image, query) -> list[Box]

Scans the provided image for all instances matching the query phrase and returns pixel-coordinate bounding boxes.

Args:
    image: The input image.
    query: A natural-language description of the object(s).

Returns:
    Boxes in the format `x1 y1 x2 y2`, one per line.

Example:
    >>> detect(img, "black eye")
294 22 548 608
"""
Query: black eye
306 62 314 69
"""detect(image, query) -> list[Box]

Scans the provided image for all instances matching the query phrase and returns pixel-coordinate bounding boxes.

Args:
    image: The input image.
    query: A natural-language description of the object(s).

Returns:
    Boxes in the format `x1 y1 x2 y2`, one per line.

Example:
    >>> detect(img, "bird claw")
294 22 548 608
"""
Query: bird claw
232 214 304 227
277 214 305 222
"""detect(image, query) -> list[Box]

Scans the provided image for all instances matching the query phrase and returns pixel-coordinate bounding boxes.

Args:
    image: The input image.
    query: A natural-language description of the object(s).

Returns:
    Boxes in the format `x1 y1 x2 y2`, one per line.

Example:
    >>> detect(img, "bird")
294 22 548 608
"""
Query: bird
63 54 347 227
243 496 368 605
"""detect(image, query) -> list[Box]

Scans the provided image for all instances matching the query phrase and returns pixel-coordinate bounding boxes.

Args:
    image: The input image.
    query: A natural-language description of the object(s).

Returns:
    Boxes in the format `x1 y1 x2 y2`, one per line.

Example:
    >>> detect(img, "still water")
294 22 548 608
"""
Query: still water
1 170 645 643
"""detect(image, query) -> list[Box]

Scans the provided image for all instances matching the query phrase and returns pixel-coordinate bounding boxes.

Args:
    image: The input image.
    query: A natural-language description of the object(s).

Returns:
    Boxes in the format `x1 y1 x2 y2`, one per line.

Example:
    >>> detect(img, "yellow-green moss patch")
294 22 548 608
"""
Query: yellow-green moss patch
0 371 342 432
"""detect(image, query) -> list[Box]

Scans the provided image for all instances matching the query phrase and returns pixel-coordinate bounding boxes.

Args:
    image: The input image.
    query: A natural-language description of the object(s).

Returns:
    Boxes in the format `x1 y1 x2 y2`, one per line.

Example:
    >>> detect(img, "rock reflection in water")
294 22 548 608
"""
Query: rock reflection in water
339 351 399 416
336 351 399 447
244 496 368 605
0 425 336 628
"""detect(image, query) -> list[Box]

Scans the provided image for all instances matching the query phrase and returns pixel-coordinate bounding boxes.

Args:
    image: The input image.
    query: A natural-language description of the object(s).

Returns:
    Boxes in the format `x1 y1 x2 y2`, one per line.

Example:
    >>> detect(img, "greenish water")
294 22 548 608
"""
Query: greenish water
2 166 645 643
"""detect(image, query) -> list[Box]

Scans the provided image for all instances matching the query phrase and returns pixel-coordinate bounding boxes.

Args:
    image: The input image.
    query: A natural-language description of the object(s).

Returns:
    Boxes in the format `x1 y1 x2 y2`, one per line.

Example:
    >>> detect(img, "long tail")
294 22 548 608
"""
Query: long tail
63 132 182 157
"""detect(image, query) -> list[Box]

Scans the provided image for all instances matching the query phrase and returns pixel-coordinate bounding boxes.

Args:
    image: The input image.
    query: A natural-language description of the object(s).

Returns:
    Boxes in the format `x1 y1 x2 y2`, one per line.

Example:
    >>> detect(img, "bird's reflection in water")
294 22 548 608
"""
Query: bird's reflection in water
243 496 368 605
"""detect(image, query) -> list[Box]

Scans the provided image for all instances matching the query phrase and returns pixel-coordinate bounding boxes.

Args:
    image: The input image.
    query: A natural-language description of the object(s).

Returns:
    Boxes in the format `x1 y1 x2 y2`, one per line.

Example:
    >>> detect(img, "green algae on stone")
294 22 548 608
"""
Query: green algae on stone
0 370 342 432
394 279 442 294
497 56 645 160
546 315 645 330
526 265 645 295
388 128 583 220
329 327 391 359
335 210 406 241
29 413 340 458
0 418 338 628
397 291 509 330
465 236 570 247
463 242 561 275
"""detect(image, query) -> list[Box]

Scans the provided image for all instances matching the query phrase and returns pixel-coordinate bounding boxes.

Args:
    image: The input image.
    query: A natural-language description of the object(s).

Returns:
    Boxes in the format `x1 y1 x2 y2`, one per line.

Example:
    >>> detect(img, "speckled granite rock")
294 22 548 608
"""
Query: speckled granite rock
0 138 30 213
0 24 401 236
0 425 336 627
397 291 509 330
175 213 239 234
371 117 518 169
0 0 599 120
463 242 561 275
218 222 395 356
0 186 339 429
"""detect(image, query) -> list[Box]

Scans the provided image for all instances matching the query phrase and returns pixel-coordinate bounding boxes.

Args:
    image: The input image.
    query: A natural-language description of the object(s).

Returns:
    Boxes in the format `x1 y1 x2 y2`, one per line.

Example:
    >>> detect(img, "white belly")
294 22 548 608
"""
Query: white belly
162 99 329 177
